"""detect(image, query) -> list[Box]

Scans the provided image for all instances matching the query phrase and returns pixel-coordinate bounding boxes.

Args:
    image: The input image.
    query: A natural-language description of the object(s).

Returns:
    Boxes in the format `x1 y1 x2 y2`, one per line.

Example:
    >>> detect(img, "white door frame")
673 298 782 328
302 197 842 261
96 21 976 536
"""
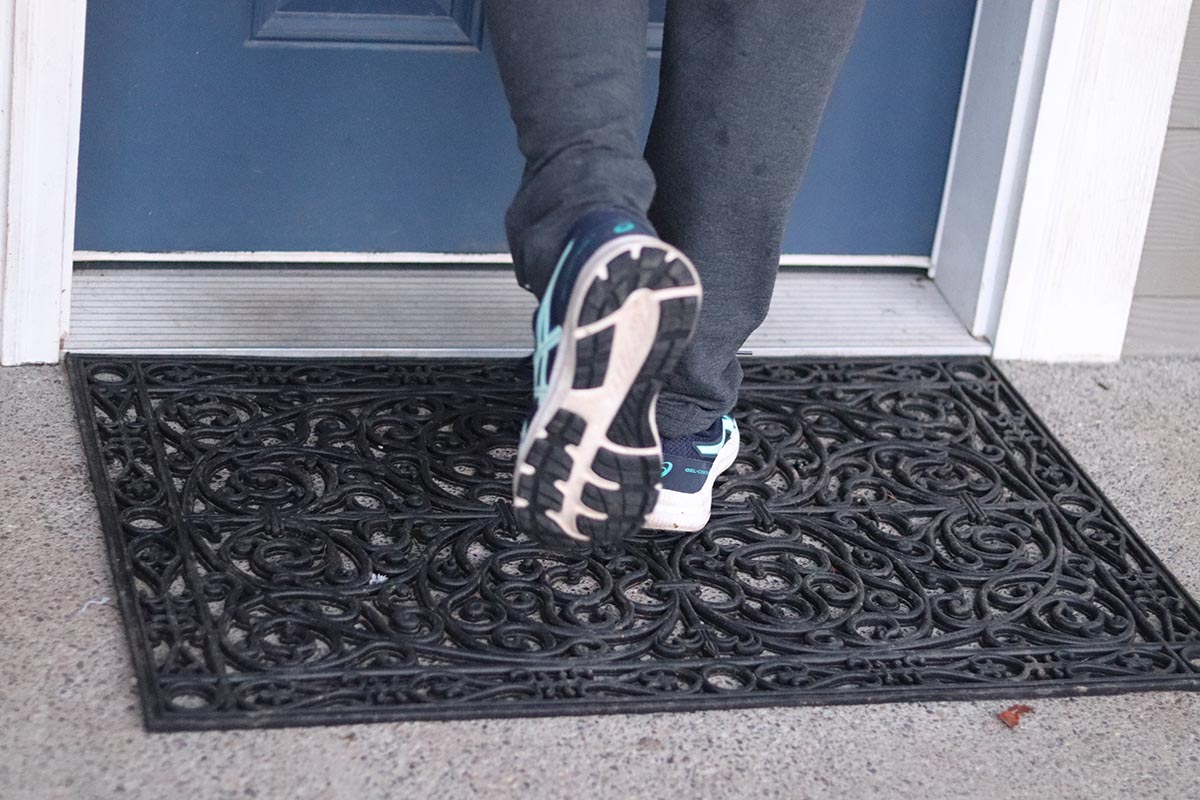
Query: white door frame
992 0 1192 360
1 0 1192 365
932 0 1056 342
0 0 87 365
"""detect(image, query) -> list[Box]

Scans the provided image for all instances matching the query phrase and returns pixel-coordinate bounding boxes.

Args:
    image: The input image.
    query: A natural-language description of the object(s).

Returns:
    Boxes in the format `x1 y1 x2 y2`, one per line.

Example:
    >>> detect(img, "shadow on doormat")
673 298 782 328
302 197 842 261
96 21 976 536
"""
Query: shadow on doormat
67 355 1200 731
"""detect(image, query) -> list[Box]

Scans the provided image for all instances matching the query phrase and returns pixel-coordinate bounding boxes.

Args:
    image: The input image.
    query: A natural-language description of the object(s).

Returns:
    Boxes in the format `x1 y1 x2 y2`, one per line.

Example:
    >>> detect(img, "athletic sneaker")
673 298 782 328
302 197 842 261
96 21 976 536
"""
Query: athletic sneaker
644 414 739 532
512 210 702 550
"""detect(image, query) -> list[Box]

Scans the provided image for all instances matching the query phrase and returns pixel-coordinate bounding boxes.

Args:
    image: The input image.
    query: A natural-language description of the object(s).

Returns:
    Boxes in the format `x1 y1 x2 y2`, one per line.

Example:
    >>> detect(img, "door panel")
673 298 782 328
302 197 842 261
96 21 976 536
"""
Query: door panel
74 1 974 256
248 0 666 51
250 0 486 49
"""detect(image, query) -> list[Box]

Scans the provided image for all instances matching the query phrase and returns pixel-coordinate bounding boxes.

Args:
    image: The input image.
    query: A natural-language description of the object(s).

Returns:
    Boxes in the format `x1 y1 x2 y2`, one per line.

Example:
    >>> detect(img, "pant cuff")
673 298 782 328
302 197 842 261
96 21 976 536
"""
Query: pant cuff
655 392 725 439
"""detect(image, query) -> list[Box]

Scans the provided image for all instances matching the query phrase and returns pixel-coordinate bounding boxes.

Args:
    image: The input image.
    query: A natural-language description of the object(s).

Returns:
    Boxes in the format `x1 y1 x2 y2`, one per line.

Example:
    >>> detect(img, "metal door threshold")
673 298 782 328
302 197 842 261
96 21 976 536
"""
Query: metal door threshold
68 265 989 356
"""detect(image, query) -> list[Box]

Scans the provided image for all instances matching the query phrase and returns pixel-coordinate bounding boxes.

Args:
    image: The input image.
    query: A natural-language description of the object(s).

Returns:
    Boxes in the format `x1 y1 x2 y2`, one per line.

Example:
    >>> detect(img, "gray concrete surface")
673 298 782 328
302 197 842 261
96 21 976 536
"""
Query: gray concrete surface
1 358 1198 800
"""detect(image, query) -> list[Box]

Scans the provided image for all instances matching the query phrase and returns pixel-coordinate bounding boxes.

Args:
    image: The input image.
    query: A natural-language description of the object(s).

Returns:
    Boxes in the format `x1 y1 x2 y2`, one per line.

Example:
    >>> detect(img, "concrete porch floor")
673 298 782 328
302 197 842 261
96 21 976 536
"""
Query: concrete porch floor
1 358 1198 800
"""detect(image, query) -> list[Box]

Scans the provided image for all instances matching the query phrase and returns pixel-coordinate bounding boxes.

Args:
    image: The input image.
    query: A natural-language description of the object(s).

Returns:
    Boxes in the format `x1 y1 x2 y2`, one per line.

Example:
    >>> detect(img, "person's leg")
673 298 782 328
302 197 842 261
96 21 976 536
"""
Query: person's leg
484 0 656 297
646 0 865 438
486 1 703 549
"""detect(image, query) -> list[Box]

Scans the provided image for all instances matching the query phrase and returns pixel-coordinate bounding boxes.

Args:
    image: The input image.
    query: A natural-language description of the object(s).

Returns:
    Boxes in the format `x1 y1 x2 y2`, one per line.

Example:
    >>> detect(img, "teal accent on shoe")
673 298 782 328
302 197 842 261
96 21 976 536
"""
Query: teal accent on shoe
612 221 635 234
531 238 575 403
661 461 673 477
695 415 737 456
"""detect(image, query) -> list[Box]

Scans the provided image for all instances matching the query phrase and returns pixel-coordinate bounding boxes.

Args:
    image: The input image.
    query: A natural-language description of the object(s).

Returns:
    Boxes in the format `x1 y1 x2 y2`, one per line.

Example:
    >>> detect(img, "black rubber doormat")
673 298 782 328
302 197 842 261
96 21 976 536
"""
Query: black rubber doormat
67 355 1200 731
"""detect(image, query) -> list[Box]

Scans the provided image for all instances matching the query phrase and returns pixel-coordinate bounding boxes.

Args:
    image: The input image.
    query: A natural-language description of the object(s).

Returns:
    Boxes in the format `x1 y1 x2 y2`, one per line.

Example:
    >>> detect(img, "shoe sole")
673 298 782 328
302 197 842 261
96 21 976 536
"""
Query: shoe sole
512 234 701 549
643 420 740 532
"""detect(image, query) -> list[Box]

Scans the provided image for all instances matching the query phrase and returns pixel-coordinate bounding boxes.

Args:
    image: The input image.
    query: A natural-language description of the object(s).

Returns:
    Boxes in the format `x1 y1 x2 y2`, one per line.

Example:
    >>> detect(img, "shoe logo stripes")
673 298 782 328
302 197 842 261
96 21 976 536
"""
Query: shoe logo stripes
694 415 737 456
531 238 576 403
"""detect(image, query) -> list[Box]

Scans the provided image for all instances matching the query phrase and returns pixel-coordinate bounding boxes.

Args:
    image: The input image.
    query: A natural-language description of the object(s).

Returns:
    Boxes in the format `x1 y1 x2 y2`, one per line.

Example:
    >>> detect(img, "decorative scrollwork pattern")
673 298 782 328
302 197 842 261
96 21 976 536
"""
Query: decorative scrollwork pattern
68 355 1200 730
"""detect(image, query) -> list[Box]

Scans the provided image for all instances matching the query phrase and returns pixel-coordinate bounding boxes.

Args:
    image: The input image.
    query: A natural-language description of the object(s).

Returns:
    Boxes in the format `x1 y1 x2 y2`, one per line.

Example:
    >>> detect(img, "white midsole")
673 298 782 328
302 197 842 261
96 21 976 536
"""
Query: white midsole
513 235 701 542
643 420 740 532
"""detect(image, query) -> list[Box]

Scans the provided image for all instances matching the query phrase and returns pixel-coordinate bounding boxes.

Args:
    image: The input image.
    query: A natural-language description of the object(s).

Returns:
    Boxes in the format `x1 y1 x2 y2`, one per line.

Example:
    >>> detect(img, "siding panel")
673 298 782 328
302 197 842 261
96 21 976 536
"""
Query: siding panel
1128 2 1200 356
1124 297 1200 355
1135 129 1200 296
1169 4 1200 127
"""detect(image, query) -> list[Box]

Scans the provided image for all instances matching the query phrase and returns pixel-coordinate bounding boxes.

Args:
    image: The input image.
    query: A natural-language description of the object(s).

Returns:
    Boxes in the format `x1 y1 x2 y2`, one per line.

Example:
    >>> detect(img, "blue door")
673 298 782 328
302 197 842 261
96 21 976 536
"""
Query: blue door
75 1 974 257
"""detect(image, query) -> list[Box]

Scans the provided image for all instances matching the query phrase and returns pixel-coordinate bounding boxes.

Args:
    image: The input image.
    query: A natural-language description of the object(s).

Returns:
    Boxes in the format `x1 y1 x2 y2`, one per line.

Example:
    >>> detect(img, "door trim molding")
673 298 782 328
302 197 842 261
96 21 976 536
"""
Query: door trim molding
992 0 1193 360
0 0 87 365
930 0 1194 361
73 250 933 269
930 0 1056 342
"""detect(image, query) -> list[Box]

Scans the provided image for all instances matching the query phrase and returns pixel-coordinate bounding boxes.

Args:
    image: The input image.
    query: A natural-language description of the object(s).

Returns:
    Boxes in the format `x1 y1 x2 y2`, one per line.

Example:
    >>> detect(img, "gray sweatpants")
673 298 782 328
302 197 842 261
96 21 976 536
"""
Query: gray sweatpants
484 0 864 438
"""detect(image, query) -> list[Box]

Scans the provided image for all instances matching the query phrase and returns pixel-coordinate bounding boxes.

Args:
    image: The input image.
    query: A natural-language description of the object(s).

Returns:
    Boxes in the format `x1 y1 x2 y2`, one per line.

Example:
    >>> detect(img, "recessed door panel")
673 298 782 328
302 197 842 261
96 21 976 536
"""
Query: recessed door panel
250 0 487 49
